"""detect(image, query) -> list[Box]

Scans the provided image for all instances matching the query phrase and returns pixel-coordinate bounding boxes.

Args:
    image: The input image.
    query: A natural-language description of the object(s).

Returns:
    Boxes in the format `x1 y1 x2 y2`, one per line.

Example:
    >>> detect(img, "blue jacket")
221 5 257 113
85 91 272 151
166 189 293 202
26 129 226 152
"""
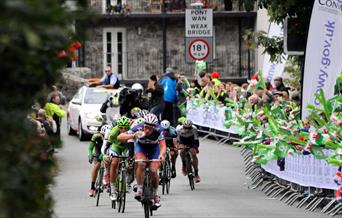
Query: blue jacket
160 73 177 103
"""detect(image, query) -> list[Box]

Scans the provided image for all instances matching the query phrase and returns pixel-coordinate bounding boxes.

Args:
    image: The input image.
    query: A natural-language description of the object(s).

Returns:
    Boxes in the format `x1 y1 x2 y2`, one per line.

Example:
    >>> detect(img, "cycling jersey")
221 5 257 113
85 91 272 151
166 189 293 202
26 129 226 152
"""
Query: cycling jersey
176 125 199 148
88 133 103 160
127 123 164 146
128 123 164 160
108 126 128 156
162 126 177 147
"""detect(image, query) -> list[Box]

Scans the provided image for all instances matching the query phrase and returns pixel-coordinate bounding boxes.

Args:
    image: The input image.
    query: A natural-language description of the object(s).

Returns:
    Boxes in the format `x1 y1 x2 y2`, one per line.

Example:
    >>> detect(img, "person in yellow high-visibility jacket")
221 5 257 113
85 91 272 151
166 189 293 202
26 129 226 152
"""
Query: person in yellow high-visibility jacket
44 93 66 138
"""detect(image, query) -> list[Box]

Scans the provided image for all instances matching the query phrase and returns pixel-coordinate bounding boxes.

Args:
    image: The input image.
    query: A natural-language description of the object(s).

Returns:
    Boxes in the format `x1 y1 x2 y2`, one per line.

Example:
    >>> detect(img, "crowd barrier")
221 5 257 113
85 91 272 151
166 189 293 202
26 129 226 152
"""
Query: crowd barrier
186 99 339 191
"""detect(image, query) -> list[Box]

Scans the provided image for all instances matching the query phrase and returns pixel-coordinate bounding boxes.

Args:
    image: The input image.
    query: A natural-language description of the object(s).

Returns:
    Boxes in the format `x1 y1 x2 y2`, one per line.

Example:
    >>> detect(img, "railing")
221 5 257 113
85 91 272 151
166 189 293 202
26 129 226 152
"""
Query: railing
80 48 254 80
90 0 254 15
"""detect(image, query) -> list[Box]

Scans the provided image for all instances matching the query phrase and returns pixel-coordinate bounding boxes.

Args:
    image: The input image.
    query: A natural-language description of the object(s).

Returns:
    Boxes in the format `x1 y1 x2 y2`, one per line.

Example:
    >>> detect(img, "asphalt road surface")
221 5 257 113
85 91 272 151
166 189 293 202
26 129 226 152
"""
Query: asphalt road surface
52 123 330 218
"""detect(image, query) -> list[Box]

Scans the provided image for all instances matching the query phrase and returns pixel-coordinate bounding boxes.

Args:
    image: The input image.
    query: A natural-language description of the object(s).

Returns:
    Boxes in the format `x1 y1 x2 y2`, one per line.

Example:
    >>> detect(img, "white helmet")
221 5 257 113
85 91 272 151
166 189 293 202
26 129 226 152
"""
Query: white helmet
100 124 112 135
139 109 149 118
183 119 193 128
131 83 144 93
144 113 158 125
160 120 170 129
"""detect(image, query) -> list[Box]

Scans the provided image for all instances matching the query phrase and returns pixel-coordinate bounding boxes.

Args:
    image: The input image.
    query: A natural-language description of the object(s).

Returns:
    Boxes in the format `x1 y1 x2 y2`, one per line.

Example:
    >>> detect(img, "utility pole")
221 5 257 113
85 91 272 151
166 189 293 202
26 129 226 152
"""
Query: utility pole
162 0 167 72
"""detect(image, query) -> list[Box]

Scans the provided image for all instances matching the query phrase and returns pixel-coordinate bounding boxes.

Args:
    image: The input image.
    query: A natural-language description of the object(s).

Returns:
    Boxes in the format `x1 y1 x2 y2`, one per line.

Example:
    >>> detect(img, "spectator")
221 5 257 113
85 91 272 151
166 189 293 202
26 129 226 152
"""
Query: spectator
211 71 221 86
160 67 178 126
47 85 66 105
44 94 66 138
273 77 289 99
190 79 201 97
88 66 120 89
146 75 164 118
118 83 146 118
36 109 55 136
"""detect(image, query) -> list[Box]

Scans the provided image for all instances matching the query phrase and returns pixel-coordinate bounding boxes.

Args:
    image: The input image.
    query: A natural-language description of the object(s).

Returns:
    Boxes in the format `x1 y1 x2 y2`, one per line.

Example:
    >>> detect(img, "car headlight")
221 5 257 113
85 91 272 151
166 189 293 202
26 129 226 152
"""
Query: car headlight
85 112 99 120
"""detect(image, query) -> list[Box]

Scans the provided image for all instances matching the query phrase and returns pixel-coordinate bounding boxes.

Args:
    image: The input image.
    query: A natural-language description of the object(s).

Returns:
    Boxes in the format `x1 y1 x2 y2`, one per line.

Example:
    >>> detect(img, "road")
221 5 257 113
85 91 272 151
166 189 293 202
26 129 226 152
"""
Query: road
52 124 329 218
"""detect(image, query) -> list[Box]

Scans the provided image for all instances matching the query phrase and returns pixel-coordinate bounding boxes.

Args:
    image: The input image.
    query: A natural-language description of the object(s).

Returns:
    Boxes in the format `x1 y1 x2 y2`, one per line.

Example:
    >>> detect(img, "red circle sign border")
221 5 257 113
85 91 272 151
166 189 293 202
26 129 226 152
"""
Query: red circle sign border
188 39 210 61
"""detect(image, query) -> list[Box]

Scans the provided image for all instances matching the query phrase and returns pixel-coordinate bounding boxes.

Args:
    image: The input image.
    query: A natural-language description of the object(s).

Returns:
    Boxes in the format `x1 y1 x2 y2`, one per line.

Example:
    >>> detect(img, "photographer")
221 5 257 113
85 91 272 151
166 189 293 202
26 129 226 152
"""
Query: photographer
146 75 164 117
100 92 120 124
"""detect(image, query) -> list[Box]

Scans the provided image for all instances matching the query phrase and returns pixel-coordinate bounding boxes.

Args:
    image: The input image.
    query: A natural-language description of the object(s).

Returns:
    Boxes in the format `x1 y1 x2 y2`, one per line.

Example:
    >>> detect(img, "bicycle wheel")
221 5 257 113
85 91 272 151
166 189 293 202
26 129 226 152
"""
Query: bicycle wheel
165 160 171 194
118 170 127 213
144 202 150 218
96 167 104 206
161 163 166 195
186 154 195 191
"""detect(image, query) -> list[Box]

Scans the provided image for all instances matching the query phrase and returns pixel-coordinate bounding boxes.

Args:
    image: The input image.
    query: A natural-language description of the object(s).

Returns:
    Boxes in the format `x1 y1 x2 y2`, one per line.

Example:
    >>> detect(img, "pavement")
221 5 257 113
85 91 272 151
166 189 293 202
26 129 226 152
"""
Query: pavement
52 122 330 218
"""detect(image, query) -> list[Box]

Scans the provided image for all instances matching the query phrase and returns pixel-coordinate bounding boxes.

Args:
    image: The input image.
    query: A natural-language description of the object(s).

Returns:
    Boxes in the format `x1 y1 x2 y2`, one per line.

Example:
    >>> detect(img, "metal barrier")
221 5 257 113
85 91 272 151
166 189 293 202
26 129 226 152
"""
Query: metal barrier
194 122 342 216
240 147 342 216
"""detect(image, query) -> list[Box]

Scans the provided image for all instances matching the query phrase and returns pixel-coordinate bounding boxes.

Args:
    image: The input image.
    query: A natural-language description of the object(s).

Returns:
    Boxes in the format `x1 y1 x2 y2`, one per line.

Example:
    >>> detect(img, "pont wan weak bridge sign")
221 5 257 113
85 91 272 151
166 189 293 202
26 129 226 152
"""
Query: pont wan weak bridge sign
185 8 213 63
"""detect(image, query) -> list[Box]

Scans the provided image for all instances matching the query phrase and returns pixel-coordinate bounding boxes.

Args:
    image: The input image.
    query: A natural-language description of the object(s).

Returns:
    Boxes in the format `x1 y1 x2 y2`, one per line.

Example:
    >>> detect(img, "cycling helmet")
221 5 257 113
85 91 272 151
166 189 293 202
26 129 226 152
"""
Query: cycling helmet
131 83 144 93
111 114 121 127
183 119 193 128
116 116 131 129
131 107 141 118
139 109 149 118
133 117 145 127
100 124 112 135
178 117 186 125
144 113 158 125
160 120 170 129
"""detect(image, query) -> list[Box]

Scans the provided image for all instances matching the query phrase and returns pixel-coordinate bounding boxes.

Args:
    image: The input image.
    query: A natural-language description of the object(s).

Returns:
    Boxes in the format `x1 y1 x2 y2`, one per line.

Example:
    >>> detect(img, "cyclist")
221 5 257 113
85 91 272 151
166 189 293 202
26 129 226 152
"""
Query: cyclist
160 120 178 178
176 116 186 131
117 113 166 209
130 107 142 119
176 118 201 183
105 116 131 201
87 124 111 197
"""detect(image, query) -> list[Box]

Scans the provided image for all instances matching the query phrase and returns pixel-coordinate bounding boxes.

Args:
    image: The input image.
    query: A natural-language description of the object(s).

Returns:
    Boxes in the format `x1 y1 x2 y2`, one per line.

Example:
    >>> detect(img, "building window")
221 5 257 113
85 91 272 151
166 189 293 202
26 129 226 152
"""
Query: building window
103 28 126 79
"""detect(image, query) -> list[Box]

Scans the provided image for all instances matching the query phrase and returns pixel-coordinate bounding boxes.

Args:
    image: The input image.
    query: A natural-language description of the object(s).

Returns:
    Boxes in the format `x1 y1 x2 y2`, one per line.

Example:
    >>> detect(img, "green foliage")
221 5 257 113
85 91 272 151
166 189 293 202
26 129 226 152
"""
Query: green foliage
283 56 301 90
242 0 314 58
0 0 88 218
243 29 284 62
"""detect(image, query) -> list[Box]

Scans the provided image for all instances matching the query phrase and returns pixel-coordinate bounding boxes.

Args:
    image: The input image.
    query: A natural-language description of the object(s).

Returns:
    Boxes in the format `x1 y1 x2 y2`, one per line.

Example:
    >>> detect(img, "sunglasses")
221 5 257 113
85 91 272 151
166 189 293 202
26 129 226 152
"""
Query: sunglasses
144 124 154 129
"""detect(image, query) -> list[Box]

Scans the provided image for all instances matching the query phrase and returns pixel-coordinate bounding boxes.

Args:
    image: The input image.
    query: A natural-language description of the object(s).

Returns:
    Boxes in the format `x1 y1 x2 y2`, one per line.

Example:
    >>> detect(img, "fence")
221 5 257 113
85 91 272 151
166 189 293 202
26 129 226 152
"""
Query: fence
101 0 251 14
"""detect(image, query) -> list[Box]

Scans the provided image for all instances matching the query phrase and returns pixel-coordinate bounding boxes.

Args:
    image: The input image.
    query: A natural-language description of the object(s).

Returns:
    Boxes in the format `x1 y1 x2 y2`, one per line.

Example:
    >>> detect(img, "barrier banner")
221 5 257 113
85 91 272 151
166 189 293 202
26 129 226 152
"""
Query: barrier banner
302 0 342 119
262 151 338 190
186 98 238 134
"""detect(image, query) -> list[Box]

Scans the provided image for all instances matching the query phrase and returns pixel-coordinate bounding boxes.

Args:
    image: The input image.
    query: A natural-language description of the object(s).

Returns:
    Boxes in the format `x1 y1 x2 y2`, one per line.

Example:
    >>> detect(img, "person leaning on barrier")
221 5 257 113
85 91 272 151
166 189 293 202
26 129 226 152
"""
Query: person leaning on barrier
88 66 120 89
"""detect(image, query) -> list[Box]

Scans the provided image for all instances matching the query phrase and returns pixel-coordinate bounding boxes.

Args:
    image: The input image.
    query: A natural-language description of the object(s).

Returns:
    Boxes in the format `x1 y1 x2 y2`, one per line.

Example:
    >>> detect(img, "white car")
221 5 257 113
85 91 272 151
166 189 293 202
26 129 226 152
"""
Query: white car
67 86 121 141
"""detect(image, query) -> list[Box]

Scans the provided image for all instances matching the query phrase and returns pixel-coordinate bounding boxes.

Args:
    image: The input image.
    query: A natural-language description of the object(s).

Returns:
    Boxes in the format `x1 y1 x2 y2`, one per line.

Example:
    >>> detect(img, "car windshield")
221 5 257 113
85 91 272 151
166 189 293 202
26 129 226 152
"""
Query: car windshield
83 89 108 104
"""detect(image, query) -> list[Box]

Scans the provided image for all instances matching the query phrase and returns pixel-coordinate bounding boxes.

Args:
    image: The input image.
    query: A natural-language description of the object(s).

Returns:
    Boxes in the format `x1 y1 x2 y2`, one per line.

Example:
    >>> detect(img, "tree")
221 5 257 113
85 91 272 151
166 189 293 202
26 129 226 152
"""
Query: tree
0 1 87 217
242 0 314 62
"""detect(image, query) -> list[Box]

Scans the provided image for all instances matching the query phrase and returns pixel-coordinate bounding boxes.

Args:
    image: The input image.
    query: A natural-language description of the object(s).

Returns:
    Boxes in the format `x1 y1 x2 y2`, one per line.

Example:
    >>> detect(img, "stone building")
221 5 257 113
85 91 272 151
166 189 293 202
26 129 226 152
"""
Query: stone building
77 0 256 80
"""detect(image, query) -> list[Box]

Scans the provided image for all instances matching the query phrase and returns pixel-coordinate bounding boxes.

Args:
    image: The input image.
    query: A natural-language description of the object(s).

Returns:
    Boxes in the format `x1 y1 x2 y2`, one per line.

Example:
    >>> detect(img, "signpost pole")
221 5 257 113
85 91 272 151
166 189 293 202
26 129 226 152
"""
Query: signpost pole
162 0 167 72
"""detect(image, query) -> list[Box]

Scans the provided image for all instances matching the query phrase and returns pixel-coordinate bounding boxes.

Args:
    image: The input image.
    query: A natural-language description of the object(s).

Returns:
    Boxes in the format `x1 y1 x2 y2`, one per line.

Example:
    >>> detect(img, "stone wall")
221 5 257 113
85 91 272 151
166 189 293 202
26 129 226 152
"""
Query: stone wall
81 16 254 80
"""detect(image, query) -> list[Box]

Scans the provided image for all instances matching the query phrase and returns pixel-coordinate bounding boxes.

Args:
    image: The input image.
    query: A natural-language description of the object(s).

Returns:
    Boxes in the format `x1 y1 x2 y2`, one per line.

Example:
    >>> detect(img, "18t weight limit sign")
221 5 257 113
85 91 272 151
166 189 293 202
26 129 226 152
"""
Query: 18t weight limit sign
185 37 213 63
189 39 210 61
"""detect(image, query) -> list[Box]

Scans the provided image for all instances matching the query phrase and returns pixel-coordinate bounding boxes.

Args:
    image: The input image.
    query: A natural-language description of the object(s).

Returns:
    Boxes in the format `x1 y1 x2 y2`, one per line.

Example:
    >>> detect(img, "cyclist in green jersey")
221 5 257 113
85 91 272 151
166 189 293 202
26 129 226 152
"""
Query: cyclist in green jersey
87 124 111 197
105 116 131 201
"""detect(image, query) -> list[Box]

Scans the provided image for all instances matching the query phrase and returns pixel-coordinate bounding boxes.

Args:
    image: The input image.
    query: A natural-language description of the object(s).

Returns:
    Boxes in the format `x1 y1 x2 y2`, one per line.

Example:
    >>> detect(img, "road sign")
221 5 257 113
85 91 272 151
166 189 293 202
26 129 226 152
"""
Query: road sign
185 37 213 63
186 9 213 37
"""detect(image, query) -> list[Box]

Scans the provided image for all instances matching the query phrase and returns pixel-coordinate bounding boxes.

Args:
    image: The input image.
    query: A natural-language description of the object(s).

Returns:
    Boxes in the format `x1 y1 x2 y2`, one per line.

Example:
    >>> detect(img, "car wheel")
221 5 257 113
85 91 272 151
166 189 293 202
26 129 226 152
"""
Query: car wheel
78 120 88 141
67 120 77 136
